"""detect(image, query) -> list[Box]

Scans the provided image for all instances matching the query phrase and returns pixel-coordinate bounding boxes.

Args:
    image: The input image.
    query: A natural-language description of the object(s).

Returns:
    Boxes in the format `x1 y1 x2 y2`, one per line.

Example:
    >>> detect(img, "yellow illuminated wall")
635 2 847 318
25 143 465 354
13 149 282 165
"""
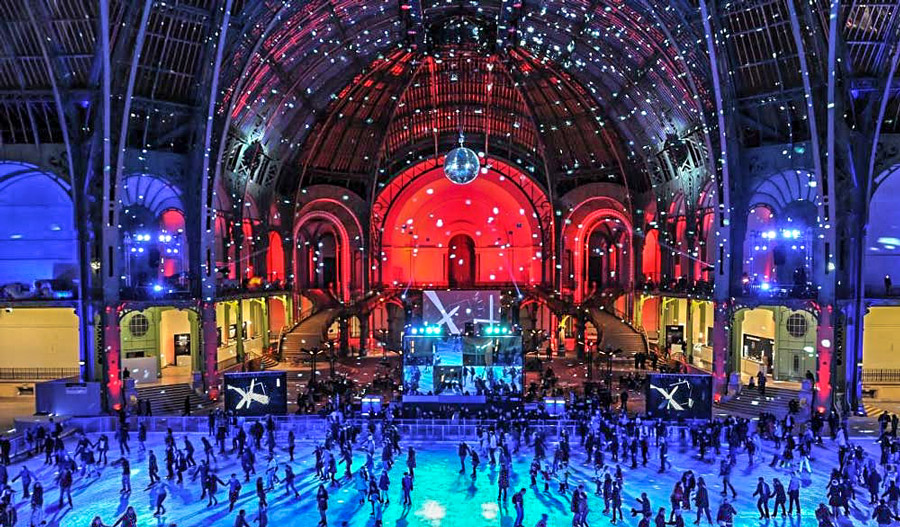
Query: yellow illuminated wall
863 307 900 370
0 308 80 369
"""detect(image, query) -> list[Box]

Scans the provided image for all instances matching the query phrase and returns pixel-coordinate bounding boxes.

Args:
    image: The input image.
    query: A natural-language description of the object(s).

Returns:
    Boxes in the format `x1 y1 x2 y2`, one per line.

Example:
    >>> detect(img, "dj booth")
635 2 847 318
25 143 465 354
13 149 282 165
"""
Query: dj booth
401 332 524 402
400 289 525 406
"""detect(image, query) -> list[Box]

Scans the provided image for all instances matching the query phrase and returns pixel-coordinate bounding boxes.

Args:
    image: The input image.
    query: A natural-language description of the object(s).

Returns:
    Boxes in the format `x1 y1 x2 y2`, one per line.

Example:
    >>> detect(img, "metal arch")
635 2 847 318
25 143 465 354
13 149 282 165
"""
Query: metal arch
243 15 401 142
746 170 818 215
198 0 235 301
370 158 553 274
306 49 418 180
210 0 295 223
0 163 73 194
524 3 700 125
120 174 185 216
324 0 367 73
495 53 554 198
647 6 717 197
504 50 603 175
866 38 900 201
293 197 366 249
529 52 637 213
786 0 833 259
507 46 646 172
295 48 411 194
699 0 733 241
368 53 429 206
113 0 154 231
20 2 76 190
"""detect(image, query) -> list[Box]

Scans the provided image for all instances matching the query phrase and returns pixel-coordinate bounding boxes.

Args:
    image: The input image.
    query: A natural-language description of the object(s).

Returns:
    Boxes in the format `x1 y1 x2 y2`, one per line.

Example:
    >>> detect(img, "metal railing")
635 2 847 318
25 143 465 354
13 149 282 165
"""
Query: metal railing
0 368 80 381
863 369 900 384
68 416 579 441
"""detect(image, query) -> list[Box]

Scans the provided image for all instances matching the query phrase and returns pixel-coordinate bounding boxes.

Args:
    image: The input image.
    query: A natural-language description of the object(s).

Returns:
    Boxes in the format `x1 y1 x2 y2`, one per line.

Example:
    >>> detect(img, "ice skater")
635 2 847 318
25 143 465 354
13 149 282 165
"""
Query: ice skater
283 464 300 499
153 482 168 517
111 506 137 527
11 465 34 498
113 456 131 494
316 483 329 526
206 470 226 507
401 471 413 509
753 477 771 519
228 473 243 512
512 488 526 527
693 477 711 525
234 509 251 527
29 481 43 527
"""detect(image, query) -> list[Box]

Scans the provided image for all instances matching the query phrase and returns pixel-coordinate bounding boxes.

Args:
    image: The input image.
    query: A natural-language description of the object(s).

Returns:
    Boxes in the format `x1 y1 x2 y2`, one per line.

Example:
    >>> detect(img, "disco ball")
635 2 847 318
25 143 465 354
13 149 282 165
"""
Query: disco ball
443 146 480 185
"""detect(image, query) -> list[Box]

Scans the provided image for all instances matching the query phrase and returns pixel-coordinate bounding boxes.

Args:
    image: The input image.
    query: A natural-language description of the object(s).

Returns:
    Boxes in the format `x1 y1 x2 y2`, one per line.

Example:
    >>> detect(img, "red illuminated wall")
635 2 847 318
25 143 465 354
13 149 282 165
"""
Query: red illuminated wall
160 209 186 277
559 195 633 303
267 231 285 281
642 229 661 281
378 160 545 288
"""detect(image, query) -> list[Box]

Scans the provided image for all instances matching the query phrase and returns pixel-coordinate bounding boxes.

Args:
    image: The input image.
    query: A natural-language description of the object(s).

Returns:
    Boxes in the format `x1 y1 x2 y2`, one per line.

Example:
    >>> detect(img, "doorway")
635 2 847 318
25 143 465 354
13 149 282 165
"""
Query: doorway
448 234 476 288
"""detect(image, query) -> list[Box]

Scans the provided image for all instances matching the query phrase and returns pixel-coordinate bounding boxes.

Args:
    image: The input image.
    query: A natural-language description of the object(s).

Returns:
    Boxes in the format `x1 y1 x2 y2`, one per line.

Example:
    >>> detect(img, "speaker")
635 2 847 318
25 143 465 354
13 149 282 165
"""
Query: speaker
148 248 161 269
773 246 786 266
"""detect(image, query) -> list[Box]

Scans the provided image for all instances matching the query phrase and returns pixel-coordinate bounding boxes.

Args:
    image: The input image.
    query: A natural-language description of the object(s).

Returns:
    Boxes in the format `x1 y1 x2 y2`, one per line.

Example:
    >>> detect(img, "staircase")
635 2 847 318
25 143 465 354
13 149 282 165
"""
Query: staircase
258 354 279 369
135 383 216 415
280 307 341 363
588 307 648 357
714 385 800 418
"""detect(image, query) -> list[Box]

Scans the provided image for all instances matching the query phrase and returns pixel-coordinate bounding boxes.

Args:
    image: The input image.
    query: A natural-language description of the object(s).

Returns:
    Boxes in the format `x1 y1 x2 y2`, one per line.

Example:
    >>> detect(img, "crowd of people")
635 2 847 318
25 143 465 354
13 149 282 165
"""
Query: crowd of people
0 383 893 527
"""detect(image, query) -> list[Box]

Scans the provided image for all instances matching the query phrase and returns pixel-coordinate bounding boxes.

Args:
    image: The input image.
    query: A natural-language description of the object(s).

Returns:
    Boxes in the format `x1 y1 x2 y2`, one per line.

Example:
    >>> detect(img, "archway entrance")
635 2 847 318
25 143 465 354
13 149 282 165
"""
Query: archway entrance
120 307 199 385
448 234 476 288
732 307 816 382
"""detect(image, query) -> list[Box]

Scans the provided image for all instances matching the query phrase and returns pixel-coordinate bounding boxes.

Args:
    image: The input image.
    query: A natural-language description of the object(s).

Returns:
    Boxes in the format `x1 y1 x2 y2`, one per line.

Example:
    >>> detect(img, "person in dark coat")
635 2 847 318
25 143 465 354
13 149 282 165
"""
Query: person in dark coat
815 503 834 527
753 477 771 519
406 447 416 478
771 478 787 517
873 500 900 526
694 477 712 524
316 484 329 526
715 498 737 527
401 472 413 508
498 463 510 501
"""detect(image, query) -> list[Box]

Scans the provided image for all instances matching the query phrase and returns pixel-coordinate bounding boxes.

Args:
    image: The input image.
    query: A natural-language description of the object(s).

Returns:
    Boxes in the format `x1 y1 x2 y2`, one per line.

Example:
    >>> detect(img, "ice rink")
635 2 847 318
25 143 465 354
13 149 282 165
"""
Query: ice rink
18 427 887 527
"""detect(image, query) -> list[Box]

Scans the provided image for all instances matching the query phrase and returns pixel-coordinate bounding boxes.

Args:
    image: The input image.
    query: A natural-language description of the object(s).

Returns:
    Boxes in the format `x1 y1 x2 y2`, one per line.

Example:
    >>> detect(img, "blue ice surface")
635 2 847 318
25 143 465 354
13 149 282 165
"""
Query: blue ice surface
22 430 885 526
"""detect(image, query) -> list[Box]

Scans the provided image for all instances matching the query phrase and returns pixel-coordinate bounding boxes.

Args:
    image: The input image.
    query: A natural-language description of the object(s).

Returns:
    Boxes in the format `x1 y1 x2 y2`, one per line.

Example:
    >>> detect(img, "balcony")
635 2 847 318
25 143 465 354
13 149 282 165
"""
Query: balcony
0 279 79 302
637 277 714 298
738 280 817 300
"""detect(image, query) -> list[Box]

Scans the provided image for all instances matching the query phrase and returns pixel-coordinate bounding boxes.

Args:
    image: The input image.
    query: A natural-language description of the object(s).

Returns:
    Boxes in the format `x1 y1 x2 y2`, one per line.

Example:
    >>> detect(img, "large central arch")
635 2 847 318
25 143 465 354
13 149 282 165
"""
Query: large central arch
374 158 552 289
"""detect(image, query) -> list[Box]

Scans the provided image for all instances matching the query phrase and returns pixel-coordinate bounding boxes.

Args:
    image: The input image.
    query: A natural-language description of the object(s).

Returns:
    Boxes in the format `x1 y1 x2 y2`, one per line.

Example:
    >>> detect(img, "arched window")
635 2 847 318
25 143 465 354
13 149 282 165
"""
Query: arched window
742 170 818 296
448 234 476 287
267 231 285 283
120 174 187 295
0 163 77 294
642 229 661 283
866 165 900 294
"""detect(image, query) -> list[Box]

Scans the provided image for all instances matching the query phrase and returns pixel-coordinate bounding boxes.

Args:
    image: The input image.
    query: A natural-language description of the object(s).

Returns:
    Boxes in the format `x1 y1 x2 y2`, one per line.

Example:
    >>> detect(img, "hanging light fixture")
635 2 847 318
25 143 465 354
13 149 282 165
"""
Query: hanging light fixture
444 92 479 185
443 133 480 185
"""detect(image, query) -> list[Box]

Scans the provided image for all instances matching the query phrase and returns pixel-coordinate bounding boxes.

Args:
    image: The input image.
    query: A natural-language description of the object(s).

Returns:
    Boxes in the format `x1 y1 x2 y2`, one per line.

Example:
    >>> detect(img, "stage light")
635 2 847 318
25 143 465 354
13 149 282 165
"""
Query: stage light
760 282 771 291
152 284 163 293
410 328 417 335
